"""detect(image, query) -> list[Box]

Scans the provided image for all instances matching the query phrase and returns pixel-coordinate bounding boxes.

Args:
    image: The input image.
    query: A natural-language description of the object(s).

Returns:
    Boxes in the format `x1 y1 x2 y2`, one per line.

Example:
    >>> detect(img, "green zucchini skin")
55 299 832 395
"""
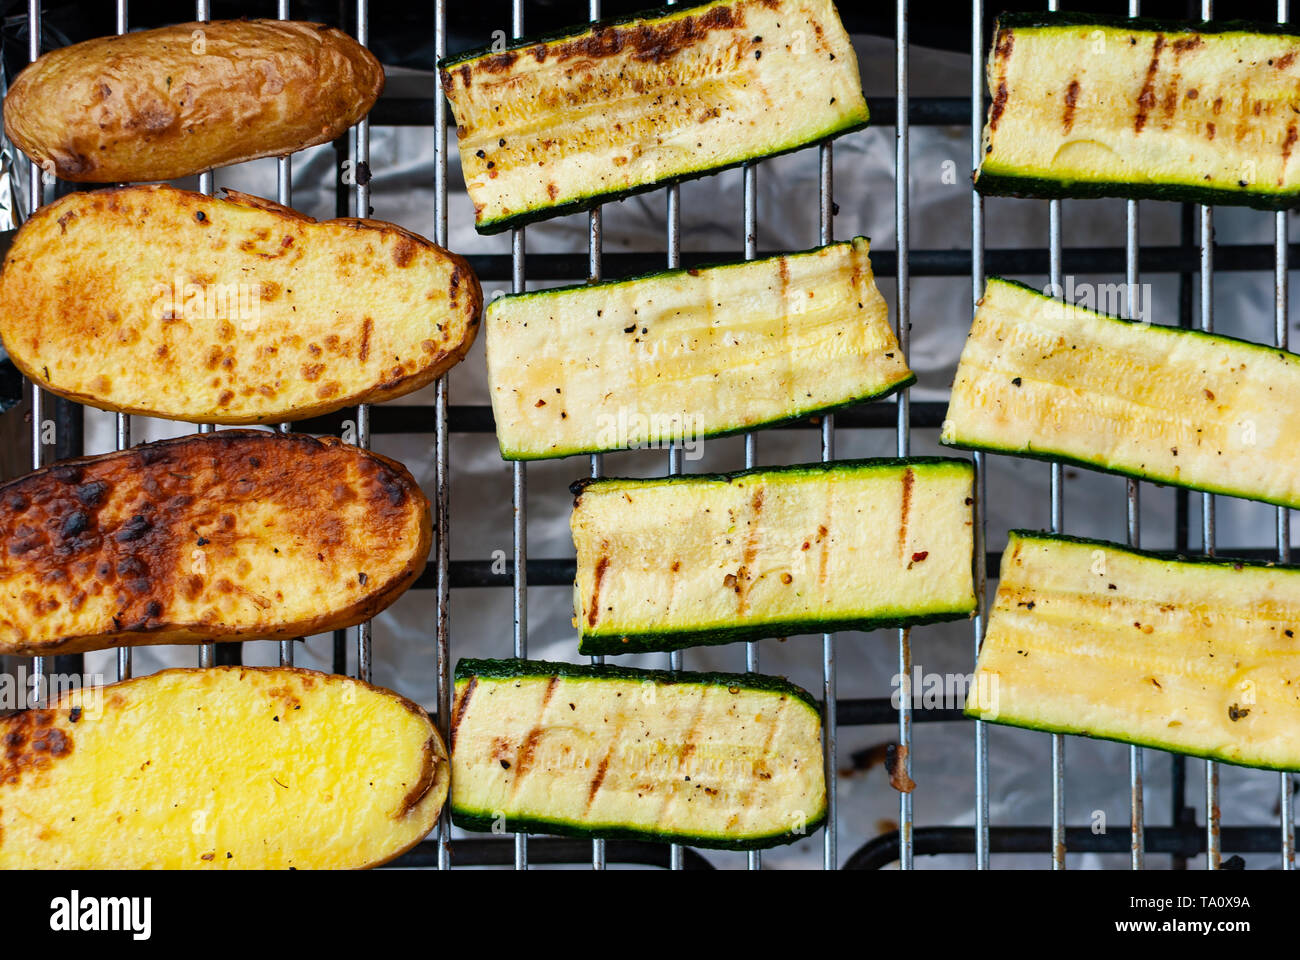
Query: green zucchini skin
450 658 826 849
489 237 913 461
976 12 1300 210
942 277 1300 510
440 0 870 234
572 457 976 654
968 530 1300 774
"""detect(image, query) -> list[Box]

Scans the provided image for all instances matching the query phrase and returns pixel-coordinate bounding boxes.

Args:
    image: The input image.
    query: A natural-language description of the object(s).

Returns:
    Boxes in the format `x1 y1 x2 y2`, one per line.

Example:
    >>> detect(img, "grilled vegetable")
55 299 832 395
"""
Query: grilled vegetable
4 20 383 183
487 237 910 460
941 277 1300 509
440 0 869 234
449 659 825 849
976 12 1300 209
571 458 975 655
0 431 430 657
968 531 1300 773
0 667 448 868
0 184 481 425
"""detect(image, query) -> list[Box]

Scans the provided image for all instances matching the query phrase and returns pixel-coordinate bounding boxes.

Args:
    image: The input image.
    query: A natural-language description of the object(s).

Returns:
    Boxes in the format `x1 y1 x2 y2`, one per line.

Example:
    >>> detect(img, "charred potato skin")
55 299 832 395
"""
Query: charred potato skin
0 667 450 869
3 20 384 183
0 431 431 656
0 184 482 424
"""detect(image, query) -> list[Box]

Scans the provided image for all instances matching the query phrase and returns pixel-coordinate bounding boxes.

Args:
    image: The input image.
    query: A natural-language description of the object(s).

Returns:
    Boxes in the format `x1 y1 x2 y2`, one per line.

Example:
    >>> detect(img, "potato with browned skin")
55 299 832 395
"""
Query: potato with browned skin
4 20 383 183
0 667 448 869
0 431 430 657
0 184 481 425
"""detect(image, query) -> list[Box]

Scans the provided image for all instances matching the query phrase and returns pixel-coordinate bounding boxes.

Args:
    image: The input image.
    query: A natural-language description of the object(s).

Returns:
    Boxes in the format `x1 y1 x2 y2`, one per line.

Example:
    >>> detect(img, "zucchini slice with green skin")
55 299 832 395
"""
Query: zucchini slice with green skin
487 237 911 461
571 458 976 655
976 12 1300 210
941 277 1300 509
449 658 826 849
439 0 869 234
968 531 1300 773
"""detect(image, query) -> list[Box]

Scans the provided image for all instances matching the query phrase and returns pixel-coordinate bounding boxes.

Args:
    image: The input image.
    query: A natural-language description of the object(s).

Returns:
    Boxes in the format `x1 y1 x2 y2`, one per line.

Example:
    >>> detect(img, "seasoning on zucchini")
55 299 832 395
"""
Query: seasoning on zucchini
487 237 911 460
968 531 1300 773
975 12 1300 209
0 667 449 869
941 277 1300 509
449 658 825 849
439 0 869 234
571 458 976 655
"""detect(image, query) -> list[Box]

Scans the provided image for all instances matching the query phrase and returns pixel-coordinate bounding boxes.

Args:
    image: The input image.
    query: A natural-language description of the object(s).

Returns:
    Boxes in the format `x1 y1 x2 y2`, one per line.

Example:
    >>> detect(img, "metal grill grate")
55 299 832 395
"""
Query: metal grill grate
6 0 1299 870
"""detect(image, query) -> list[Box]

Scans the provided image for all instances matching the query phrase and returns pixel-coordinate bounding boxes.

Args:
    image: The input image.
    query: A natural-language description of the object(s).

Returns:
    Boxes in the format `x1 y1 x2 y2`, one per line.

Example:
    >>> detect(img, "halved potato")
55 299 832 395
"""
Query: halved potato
0 184 481 424
4 19 383 183
0 430 430 656
0 667 447 869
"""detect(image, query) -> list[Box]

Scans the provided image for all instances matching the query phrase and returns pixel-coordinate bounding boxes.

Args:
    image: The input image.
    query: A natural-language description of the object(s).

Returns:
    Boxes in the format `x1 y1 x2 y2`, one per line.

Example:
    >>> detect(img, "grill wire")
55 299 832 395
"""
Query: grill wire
5 0 1299 870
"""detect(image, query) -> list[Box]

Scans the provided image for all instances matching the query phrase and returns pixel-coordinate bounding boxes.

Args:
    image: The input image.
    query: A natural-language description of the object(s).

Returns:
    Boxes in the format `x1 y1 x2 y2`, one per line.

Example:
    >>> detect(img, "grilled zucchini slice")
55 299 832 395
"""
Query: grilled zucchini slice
449 659 825 850
487 237 911 460
969 531 1300 773
4 19 383 184
941 277 1300 509
571 458 976 655
0 184 481 425
0 667 448 868
0 431 430 656
440 0 869 233
976 12 1300 209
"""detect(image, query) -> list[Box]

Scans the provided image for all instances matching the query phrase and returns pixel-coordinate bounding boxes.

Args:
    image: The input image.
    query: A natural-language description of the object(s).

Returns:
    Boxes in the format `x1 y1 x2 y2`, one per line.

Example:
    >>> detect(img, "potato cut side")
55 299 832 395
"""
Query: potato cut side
0 667 447 869
570 459 976 654
440 0 869 232
450 659 825 849
487 238 911 460
977 14 1300 208
942 277 1300 508
0 185 481 424
4 20 383 183
970 532 1300 772
0 431 430 656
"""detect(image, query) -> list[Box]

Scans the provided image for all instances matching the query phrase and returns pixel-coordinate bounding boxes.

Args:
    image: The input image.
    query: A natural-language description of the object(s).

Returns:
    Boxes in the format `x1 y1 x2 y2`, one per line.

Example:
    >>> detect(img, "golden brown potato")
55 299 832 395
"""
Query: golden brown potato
0 184 481 424
0 667 448 869
0 431 430 656
3 19 382 183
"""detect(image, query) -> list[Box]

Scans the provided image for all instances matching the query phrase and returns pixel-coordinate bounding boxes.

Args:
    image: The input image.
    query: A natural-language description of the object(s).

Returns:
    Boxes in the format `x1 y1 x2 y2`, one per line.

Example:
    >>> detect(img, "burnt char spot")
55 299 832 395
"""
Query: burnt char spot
449 676 477 751
1284 123 1298 170
359 317 373 364
513 727 544 780
989 81 1009 132
0 432 424 648
1278 51 1297 70
391 238 416 268
1063 79 1080 133
1135 35 1166 134
899 467 914 560
1 712 73 786
1171 36 1202 56
588 546 612 629
494 3 740 72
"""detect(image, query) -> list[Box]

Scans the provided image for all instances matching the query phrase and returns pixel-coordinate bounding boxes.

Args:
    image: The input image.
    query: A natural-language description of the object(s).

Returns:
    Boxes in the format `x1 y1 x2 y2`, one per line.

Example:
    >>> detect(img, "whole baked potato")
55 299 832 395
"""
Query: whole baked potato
3 19 382 182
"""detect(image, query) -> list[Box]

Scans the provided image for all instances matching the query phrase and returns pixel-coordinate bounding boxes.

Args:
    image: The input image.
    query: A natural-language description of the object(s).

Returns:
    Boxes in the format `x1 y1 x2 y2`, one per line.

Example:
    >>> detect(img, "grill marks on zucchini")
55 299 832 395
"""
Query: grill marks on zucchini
449 659 826 849
975 13 1300 208
439 0 869 233
941 278 1300 509
570 459 976 654
968 532 1300 773
486 238 910 460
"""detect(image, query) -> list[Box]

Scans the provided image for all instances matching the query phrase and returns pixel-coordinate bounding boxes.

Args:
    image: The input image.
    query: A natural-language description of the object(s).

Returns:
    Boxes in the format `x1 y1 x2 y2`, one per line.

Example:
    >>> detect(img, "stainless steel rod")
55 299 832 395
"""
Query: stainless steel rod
743 157 760 872
26 0 45 704
115 0 133 683
1046 0 1065 864
970 0 990 871
434 0 453 872
1278 0 1296 876
510 0 528 874
820 140 837 871
895 0 914 872
275 0 294 668
1201 202 1221 871
353 0 373 685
